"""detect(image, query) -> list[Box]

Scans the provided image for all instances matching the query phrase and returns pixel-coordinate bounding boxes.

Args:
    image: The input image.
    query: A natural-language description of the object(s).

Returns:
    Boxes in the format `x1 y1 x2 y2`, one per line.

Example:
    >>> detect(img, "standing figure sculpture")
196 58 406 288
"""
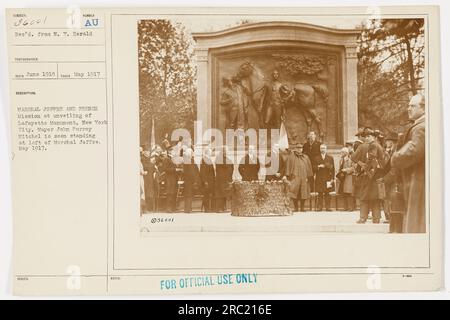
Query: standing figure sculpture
219 77 245 130
279 83 329 140
235 61 269 130
264 70 285 129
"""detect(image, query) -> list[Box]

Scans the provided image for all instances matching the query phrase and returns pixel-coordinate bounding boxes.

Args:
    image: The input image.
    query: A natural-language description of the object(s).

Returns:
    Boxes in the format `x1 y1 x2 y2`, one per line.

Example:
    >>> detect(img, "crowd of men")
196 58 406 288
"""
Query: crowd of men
140 94 426 233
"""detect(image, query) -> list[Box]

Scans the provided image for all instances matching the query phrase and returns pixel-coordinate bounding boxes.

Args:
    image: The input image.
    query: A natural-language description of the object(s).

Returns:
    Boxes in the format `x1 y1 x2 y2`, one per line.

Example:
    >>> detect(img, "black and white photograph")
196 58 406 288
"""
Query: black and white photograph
2 3 445 297
138 16 427 234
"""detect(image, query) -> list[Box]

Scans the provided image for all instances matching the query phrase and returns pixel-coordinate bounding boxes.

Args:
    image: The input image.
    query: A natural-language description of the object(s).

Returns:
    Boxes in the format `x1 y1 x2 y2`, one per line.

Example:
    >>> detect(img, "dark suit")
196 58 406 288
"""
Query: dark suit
314 154 335 211
200 159 216 212
214 152 234 212
238 154 260 181
376 157 404 233
265 151 284 181
183 162 200 213
142 157 159 212
303 140 321 165
162 156 178 212
303 140 321 190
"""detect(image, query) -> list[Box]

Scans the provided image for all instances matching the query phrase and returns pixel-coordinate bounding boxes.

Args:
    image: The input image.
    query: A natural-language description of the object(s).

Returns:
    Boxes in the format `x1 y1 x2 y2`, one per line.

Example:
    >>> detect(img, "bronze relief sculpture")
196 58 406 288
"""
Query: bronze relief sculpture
219 57 330 146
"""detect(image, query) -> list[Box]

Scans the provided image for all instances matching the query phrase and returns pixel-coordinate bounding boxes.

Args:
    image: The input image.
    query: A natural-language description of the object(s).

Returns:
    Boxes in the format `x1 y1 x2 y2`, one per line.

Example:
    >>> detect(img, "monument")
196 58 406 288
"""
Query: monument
193 21 360 148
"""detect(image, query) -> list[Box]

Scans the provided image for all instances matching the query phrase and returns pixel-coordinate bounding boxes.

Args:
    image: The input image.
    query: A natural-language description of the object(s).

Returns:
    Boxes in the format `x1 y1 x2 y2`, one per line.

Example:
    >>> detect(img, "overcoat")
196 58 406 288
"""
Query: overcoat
142 157 160 199
351 141 386 200
314 154 335 193
162 156 178 196
183 162 200 198
200 158 215 196
337 156 355 194
285 152 313 199
238 154 260 181
214 152 234 198
391 116 425 233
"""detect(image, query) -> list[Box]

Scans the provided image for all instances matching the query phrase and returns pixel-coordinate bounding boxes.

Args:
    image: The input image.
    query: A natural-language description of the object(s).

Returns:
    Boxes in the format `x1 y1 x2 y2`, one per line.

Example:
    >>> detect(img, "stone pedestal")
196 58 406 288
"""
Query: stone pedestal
231 181 292 217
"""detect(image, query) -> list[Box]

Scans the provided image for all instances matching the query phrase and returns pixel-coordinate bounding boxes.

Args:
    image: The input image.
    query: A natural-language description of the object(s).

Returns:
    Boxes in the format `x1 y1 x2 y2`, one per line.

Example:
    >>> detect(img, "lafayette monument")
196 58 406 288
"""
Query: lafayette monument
193 21 360 149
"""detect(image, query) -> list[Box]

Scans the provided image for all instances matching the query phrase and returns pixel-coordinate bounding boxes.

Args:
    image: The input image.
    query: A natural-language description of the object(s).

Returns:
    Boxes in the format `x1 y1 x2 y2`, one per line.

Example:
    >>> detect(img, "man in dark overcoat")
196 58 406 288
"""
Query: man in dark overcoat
283 146 313 212
238 145 260 181
214 146 234 212
142 150 160 212
313 144 335 211
182 147 200 213
161 149 178 213
391 94 426 233
200 148 216 212
303 131 321 190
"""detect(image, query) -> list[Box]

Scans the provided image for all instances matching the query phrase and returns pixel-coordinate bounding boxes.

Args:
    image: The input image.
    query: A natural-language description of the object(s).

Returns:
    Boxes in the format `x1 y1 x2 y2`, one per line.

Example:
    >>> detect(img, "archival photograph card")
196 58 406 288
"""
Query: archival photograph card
6 6 443 295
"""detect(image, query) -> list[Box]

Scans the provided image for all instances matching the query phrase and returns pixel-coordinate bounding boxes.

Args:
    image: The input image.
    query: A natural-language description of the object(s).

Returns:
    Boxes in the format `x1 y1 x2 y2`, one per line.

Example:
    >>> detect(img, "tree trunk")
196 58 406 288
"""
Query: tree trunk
404 38 417 95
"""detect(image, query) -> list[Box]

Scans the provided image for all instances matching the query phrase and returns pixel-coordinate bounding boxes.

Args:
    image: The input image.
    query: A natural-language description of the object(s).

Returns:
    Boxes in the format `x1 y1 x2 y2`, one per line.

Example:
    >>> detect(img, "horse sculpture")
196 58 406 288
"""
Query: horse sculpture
279 83 329 139
234 61 329 139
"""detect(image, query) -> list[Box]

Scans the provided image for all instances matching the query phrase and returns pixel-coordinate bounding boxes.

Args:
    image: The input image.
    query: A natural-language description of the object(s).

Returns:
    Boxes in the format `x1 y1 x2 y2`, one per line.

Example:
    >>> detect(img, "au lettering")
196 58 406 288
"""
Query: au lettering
85 19 99 27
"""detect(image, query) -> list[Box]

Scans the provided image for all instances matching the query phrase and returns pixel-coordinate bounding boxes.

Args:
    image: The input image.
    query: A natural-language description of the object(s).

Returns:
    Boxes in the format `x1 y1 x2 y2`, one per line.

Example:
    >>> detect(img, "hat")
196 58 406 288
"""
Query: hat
362 127 375 137
355 127 365 137
374 129 385 138
385 133 399 141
